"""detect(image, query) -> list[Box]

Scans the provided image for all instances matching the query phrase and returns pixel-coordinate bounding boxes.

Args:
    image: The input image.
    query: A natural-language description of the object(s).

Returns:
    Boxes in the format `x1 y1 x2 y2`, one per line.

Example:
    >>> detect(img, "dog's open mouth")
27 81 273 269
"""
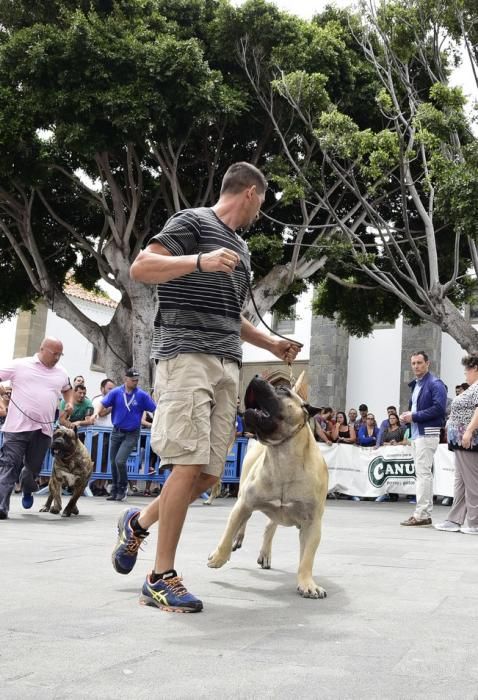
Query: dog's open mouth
244 377 283 437
51 439 66 456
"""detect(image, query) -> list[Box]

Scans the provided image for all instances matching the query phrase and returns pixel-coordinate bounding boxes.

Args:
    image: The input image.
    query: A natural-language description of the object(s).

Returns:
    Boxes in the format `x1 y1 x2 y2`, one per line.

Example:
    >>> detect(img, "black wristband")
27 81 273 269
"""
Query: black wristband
196 252 204 272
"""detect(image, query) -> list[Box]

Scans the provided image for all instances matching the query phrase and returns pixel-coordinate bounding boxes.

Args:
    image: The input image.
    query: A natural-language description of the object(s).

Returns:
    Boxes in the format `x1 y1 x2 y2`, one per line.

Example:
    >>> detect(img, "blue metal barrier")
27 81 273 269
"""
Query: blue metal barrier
0 429 249 487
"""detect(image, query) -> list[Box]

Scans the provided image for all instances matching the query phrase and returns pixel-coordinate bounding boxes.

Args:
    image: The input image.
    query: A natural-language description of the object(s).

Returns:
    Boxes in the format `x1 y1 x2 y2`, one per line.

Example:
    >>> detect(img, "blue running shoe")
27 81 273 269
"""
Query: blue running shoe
140 570 203 613
22 493 34 509
112 508 148 574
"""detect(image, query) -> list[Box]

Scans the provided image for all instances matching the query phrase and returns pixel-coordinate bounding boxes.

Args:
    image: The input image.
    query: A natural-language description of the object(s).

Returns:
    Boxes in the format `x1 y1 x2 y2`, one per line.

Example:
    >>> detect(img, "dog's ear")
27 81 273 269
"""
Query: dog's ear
292 371 308 401
72 425 78 436
303 403 321 418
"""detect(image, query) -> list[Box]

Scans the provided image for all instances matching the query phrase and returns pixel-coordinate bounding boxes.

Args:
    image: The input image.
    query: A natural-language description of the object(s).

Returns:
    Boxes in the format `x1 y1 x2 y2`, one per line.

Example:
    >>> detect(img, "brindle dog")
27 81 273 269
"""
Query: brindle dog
208 372 329 598
40 427 93 517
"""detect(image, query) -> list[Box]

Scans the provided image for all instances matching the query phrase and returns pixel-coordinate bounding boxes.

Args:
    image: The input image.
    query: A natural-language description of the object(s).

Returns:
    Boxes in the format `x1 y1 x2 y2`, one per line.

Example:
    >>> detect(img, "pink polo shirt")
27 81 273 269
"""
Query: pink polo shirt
0 355 71 437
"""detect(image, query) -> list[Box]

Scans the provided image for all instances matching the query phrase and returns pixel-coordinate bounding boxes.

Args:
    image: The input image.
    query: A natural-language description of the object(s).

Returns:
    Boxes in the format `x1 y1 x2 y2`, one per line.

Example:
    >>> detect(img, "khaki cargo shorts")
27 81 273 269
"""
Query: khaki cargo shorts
150 353 240 478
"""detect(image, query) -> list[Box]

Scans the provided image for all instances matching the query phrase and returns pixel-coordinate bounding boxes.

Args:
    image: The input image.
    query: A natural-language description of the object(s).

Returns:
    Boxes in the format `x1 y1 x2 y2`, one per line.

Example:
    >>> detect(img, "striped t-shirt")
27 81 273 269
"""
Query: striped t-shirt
150 207 251 363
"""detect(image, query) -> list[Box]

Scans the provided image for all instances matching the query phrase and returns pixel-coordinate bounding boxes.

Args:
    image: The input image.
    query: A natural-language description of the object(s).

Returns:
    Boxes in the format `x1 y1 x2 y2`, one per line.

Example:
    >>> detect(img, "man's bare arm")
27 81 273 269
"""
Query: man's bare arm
240 315 301 363
98 403 112 417
130 242 241 284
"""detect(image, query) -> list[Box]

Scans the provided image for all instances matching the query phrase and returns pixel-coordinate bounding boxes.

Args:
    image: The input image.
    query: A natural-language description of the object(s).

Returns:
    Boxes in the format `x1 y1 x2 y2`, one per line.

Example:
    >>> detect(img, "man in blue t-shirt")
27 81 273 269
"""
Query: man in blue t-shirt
98 368 156 501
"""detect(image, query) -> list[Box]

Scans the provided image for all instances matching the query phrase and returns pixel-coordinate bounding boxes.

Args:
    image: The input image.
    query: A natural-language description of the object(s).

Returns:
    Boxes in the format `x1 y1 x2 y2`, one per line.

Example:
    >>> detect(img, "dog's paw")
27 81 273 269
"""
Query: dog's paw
61 511 72 518
49 507 60 515
257 551 271 569
207 550 229 568
70 506 79 515
39 506 49 513
232 533 244 551
297 579 327 599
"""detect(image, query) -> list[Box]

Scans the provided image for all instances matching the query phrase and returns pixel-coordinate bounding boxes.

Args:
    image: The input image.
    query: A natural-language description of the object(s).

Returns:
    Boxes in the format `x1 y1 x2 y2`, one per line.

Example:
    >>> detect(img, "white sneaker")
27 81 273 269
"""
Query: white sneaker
460 526 478 535
434 520 461 532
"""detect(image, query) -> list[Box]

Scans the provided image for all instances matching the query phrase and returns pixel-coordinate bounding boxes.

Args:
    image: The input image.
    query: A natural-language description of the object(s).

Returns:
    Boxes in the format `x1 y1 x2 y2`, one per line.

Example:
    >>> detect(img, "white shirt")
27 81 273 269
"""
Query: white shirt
92 395 113 427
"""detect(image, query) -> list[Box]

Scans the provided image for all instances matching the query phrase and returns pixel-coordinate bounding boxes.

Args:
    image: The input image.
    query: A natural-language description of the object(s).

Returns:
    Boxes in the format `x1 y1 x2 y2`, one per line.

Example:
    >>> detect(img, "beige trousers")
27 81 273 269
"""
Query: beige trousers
412 436 439 520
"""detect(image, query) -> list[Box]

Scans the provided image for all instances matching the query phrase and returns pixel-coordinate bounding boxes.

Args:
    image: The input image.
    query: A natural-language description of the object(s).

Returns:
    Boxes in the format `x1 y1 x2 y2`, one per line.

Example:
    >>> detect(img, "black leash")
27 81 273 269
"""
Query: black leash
5 396 60 425
240 259 304 349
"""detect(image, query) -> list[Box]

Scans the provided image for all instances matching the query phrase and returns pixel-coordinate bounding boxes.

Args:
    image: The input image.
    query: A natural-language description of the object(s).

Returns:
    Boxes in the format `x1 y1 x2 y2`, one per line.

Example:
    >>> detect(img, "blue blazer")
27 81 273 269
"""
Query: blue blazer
408 372 447 437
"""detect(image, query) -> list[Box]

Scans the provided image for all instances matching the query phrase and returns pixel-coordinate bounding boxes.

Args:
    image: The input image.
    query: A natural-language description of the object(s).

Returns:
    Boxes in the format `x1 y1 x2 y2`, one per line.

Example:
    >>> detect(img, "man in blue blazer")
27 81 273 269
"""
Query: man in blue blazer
400 351 447 526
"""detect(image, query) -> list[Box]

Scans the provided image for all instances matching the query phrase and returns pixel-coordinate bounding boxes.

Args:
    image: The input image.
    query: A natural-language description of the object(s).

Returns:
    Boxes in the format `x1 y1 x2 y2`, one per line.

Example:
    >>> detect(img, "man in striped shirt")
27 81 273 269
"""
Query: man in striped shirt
112 162 301 612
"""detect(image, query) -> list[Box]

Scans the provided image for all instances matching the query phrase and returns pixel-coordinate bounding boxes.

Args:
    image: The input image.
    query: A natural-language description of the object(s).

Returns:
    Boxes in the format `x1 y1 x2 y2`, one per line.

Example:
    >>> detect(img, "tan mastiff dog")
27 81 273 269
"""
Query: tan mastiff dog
208 373 328 598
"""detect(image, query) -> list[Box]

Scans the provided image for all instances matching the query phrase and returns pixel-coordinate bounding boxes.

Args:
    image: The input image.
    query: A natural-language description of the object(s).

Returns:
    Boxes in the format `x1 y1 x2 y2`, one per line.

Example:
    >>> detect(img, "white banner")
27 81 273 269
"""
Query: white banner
318 443 455 497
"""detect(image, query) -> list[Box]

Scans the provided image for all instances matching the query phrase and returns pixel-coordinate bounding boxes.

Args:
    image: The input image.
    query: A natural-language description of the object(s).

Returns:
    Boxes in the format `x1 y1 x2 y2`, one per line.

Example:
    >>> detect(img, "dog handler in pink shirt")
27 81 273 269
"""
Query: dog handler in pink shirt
0 337 74 519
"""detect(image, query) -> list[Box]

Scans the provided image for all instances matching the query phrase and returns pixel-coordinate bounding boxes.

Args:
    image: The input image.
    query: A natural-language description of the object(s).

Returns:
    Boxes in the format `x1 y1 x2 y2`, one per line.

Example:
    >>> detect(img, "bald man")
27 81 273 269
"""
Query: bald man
0 337 74 519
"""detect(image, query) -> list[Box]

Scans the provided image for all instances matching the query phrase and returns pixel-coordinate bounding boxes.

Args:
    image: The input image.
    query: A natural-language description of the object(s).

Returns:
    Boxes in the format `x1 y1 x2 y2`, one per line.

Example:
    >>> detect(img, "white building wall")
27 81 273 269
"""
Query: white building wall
345 318 404 419
45 298 115 396
0 315 17 369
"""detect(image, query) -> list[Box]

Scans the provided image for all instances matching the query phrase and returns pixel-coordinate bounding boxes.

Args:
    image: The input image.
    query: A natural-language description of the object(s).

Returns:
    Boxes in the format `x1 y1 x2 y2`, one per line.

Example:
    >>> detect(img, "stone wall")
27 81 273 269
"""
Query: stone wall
399 321 443 410
308 314 349 408
13 302 48 358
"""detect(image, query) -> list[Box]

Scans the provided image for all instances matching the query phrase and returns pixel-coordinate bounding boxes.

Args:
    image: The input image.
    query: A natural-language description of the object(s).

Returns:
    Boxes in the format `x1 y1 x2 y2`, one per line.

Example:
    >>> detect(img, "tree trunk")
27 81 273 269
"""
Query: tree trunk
243 255 326 323
49 280 156 387
243 264 291 323
435 298 478 354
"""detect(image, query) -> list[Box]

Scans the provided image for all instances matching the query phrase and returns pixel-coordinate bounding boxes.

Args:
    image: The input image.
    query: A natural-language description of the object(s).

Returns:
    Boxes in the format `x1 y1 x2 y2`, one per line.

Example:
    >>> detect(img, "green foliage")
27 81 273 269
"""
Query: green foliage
246 232 285 271
313 278 402 336
1 0 475 344
271 278 308 318
434 141 478 240
315 109 360 158
272 71 329 118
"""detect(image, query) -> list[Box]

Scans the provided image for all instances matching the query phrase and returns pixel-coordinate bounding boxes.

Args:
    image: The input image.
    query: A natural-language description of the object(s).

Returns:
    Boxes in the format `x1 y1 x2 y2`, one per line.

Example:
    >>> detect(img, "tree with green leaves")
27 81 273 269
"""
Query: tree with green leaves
0 0 375 379
242 0 478 350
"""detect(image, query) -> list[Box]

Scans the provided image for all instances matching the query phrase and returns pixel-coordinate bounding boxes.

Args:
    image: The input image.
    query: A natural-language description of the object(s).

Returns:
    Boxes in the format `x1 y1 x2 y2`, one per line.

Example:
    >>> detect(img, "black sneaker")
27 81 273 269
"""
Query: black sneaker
139 570 203 613
0 510 8 520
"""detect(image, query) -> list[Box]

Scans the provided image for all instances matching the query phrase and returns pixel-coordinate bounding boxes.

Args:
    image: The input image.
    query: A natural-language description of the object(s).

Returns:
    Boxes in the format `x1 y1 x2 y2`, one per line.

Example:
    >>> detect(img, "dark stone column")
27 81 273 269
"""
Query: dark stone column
308 315 349 408
399 321 442 410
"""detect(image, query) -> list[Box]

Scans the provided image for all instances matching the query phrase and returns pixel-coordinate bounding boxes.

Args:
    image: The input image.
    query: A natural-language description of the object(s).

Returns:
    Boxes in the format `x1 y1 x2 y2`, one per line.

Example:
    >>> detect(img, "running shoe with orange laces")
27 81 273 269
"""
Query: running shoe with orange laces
140 570 203 613
112 508 149 574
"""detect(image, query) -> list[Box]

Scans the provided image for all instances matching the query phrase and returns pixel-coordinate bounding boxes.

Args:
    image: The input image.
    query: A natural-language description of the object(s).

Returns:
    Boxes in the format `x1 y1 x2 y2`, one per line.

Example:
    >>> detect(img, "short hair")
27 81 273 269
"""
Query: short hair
74 375 84 382
411 351 429 361
358 404 368 411
322 407 333 414
462 354 478 371
387 405 396 411
455 384 462 390
220 162 267 195
461 382 470 390
101 378 114 390
74 384 86 392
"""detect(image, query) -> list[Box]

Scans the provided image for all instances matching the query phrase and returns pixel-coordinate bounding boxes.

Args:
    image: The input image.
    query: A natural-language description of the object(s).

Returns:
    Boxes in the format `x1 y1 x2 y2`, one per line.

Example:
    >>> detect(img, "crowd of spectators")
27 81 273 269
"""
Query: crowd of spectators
313 403 410 448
